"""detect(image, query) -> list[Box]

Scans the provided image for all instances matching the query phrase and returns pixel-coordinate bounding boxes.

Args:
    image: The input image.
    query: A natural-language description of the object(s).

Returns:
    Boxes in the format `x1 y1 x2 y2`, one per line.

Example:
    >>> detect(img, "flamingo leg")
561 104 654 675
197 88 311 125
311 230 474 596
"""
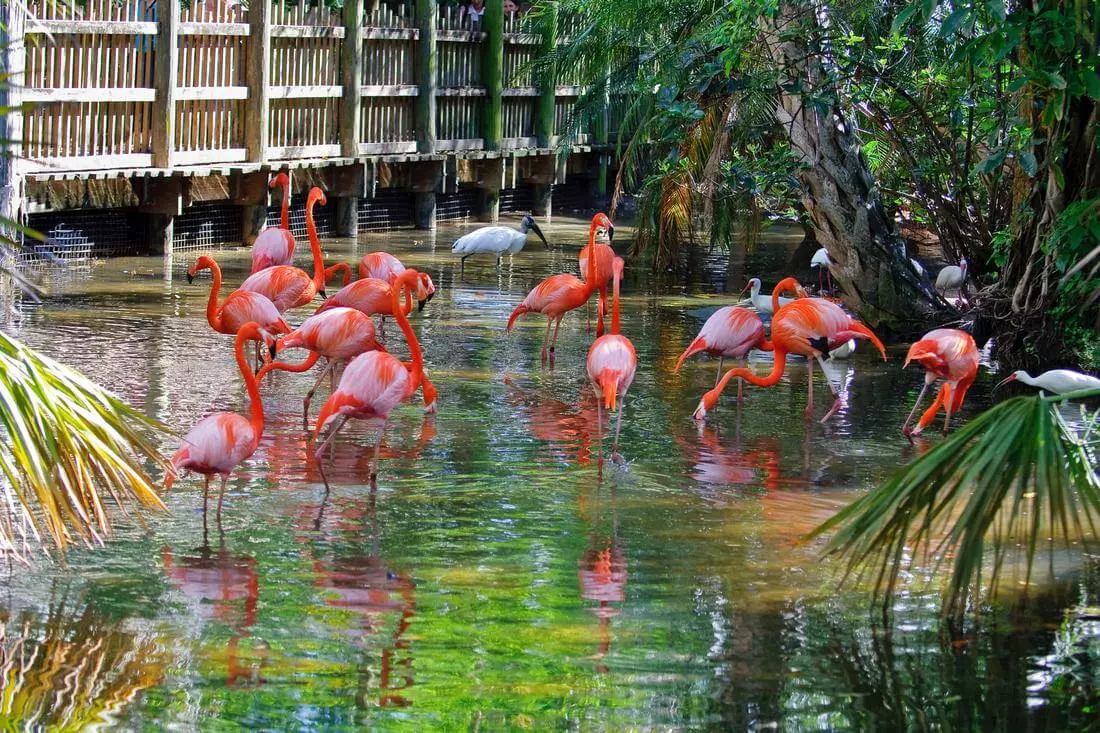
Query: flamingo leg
816 356 844 422
595 391 604 474
806 358 815 416
216 473 229 520
303 361 336 431
369 419 388 488
715 357 724 387
549 316 563 363
902 381 932 441
314 414 350 460
596 288 606 337
586 300 591 334
611 396 626 465
540 317 553 363
942 383 954 433
202 474 211 540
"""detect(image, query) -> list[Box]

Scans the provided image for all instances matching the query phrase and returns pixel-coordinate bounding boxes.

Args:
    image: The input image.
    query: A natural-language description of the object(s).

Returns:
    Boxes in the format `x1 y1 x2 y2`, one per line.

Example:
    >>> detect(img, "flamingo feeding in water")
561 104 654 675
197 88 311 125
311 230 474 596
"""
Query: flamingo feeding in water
317 269 426 322
358 251 436 311
507 213 612 363
312 285 434 487
250 172 295 274
579 217 615 335
165 322 274 519
187 255 291 368
674 306 772 401
694 278 886 422
257 307 385 429
901 328 980 439
995 368 1100 395
451 214 549 269
240 187 328 312
586 256 636 464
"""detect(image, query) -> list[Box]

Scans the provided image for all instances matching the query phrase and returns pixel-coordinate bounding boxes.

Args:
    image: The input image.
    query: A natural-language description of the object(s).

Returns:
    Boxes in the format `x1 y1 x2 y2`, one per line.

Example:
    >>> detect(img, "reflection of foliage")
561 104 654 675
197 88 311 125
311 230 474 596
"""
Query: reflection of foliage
0 601 165 728
0 331 167 559
813 391 1100 620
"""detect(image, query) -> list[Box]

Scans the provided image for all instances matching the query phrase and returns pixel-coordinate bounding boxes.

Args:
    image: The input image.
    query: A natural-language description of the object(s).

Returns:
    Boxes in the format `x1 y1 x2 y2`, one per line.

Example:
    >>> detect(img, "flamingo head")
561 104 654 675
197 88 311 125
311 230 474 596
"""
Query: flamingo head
418 273 436 310
693 389 720 421
307 187 327 207
186 255 216 283
772 276 805 301
269 171 289 190
591 212 614 242
422 381 438 414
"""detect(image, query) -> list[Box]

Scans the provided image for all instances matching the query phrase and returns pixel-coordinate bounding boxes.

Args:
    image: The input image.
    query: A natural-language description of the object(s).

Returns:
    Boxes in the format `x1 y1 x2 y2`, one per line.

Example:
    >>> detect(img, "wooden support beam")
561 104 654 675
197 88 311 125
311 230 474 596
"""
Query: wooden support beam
0 1 26 231
246 0 272 163
415 0 437 155
341 0 363 159
151 0 180 169
482 0 504 151
535 3 557 148
334 197 358 237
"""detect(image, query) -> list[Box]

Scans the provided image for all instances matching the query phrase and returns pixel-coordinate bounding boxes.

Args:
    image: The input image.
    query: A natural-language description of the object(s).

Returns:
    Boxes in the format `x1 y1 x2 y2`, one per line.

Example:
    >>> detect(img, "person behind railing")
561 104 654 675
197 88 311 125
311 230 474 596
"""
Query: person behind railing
460 0 484 30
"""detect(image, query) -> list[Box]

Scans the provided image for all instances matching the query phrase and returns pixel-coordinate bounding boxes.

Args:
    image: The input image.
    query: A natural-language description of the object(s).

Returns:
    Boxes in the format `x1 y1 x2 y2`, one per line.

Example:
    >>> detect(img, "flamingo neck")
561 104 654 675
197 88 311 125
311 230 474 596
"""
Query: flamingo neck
392 291 424 382
279 180 290 230
715 350 787 396
397 270 418 314
256 350 320 382
234 331 265 439
610 268 621 335
770 278 800 314
204 261 224 331
305 198 326 290
584 223 598 295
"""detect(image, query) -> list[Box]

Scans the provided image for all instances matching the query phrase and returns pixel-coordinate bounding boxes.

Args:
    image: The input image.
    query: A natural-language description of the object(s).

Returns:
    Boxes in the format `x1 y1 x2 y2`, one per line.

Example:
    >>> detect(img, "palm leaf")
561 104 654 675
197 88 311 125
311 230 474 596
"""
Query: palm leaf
809 389 1100 620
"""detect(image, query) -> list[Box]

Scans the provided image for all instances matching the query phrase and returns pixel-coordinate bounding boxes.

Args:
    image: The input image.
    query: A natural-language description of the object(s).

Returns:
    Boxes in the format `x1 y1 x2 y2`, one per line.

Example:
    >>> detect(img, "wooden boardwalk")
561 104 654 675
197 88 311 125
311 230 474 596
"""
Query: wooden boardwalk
0 0 617 249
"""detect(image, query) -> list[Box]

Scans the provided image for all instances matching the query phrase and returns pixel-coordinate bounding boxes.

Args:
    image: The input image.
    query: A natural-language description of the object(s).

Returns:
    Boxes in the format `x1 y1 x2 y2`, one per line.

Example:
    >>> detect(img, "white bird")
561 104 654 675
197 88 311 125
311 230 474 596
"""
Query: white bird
451 214 549 269
996 369 1100 395
829 339 857 360
810 247 833 292
936 258 968 304
744 277 797 315
910 257 925 277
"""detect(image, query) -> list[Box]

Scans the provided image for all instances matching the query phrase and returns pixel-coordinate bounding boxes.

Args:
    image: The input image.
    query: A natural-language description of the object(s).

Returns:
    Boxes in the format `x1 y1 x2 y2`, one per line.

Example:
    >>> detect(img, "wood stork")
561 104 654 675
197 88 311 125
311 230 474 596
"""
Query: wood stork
451 214 549 269
810 247 833 292
996 369 1100 395
936 258 968 304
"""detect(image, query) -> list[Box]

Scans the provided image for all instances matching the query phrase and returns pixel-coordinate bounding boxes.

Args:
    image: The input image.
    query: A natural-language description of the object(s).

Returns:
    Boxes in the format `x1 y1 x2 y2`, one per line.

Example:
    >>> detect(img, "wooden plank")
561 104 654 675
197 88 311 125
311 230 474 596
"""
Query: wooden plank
268 85 343 99
362 84 419 97
501 136 538 149
437 30 486 42
437 138 485 152
555 85 584 96
503 33 540 45
176 86 249 101
178 22 250 36
24 87 157 103
271 25 346 39
26 19 157 35
24 153 155 172
502 87 539 97
340 0 362 158
268 143 343 159
245 0 271 162
151 0 179 167
436 87 487 97
361 28 419 40
173 147 249 165
358 141 419 155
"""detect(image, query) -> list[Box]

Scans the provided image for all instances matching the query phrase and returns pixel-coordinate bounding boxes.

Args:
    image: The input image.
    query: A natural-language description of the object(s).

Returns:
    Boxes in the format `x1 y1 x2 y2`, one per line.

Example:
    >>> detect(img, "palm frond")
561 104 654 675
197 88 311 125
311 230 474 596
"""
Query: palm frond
0 331 168 560
810 390 1100 620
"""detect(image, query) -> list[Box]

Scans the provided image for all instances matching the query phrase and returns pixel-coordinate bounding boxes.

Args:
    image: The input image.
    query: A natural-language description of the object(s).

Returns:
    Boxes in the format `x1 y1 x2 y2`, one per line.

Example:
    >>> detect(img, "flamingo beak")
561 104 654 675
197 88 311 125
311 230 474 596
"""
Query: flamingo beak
186 272 194 285
693 400 708 422
994 374 1017 391
607 224 615 243
319 289 327 299
418 298 427 313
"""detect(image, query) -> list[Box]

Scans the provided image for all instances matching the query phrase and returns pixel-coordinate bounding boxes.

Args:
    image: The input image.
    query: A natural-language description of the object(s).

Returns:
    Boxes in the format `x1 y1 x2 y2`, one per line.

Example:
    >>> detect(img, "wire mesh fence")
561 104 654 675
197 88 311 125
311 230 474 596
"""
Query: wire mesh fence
436 188 479 222
357 190 415 232
499 185 534 214
174 202 243 253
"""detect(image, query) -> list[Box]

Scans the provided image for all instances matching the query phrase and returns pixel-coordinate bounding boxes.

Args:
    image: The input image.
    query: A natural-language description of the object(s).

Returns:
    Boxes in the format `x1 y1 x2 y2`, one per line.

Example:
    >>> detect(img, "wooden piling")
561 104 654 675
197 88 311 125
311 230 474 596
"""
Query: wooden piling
414 0 437 155
534 3 556 149
482 0 504 151
0 1 26 231
340 0 363 158
151 0 179 168
246 0 272 162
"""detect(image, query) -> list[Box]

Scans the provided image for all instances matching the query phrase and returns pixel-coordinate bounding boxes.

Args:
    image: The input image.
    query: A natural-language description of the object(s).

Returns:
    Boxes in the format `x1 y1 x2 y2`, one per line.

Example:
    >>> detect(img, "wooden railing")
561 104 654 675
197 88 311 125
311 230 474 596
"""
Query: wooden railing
10 0 608 175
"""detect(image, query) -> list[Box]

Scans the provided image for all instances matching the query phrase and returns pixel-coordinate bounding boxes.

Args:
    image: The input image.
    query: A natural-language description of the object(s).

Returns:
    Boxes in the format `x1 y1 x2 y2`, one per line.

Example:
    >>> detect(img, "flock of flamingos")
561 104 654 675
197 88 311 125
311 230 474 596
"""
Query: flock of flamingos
166 173 1100 516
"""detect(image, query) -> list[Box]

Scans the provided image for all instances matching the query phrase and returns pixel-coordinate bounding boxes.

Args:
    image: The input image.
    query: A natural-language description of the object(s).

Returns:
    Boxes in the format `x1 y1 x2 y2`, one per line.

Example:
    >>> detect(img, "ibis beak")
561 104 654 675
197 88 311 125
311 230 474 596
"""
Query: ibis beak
530 221 549 248
994 374 1017 391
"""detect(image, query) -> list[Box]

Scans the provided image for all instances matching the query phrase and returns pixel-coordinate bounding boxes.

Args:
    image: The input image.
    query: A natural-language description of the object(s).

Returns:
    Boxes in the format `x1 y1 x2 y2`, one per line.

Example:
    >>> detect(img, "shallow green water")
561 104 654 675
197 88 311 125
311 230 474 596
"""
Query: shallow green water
2 217 1097 729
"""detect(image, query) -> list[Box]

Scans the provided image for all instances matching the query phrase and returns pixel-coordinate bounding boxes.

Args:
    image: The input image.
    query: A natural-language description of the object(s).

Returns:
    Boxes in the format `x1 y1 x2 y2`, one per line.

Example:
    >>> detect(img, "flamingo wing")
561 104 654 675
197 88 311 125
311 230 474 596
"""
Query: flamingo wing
251 228 295 273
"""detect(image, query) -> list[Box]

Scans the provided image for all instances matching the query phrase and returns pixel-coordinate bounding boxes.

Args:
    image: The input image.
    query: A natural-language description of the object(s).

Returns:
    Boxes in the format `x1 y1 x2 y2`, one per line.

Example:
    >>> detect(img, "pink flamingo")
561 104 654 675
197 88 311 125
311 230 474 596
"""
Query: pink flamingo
507 213 613 363
312 285 435 487
240 188 328 312
358 252 436 312
257 307 385 429
674 306 773 401
578 217 615 335
187 255 291 368
166 322 274 519
586 256 637 464
250 172 295 274
315 268 424 338
902 328 979 439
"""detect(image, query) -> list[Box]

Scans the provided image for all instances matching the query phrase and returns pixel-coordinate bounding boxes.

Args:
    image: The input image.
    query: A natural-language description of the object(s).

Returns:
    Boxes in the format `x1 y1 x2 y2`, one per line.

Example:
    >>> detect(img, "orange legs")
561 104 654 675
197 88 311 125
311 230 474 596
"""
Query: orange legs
303 361 337 430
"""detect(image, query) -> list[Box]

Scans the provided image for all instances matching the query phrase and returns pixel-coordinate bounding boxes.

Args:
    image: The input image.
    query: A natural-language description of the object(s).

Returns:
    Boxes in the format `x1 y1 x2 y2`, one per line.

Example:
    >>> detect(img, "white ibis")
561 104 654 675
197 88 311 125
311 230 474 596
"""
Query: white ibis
829 339 857 360
936 258 968 304
745 277 797 315
810 247 833 292
451 214 549 269
996 369 1100 395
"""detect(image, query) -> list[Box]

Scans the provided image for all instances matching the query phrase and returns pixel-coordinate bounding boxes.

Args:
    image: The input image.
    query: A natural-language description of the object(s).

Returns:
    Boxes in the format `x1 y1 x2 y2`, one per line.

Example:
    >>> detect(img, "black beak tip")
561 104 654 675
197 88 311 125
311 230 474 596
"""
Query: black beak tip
269 341 278 360
426 291 435 304
418 300 426 312
319 289 327 300
608 225 615 243
186 273 194 285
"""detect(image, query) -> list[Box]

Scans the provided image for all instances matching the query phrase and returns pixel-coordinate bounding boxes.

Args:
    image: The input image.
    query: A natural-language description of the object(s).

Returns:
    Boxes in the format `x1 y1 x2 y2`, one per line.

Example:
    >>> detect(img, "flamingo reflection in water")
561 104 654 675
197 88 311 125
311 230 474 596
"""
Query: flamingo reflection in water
161 534 266 688
295 493 416 708
674 421 783 494
578 481 627 674
504 375 598 466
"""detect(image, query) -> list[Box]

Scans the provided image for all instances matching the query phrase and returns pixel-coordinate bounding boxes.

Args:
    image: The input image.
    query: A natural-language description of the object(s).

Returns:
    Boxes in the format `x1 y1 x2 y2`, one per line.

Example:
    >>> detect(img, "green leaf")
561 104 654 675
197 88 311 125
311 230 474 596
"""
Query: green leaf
1019 150 1038 177
940 7 969 37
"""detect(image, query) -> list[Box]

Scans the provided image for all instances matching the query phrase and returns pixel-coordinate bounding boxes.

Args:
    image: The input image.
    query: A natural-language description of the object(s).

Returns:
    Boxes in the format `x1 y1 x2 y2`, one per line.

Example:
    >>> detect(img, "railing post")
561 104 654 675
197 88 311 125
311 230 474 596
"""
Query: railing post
533 3 558 217
246 0 272 163
0 0 26 234
414 0 438 229
482 0 503 151
152 0 180 168
341 0 363 158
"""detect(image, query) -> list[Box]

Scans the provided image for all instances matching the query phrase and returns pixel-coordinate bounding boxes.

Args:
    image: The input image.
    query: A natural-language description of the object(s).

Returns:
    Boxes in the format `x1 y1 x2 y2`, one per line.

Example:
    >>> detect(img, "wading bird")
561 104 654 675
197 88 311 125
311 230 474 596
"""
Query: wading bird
995 368 1100 395
579 217 615 335
586 257 636 464
507 213 612 363
810 247 833 292
312 286 433 487
935 258 968 304
694 279 886 422
901 328 979 439
317 268 429 343
358 251 436 312
745 277 798 315
257 307 385 429
250 172 295 274
166 322 274 519
451 214 549 269
187 255 291 368
674 306 771 401
240 187 328 312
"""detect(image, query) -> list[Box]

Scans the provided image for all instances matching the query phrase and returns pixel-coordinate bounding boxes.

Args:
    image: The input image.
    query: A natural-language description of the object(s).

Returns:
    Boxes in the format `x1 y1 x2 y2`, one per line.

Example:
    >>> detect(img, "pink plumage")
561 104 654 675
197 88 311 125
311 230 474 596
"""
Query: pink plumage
674 306 770 373
250 228 295 274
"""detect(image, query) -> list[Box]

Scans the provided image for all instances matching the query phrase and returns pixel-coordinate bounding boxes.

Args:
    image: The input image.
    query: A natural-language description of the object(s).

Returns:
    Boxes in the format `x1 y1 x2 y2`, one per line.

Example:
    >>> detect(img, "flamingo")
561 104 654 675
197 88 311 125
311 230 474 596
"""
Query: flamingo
586 256 636 464
257 307 385 429
312 284 435 487
810 247 833 292
250 172 295 274
239 187 328 312
358 251 436 312
165 322 274 519
187 255 291 368
901 328 980 439
325 262 353 288
935 258 968 304
674 306 772 401
451 214 549 269
507 212 613 363
694 279 887 422
579 217 615 335
996 369 1100 395
745 277 798 314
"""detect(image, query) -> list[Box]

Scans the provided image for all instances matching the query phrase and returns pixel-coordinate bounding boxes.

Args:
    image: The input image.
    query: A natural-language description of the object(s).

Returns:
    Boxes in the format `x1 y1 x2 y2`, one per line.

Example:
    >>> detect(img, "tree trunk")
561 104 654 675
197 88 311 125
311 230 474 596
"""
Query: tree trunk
766 3 954 338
